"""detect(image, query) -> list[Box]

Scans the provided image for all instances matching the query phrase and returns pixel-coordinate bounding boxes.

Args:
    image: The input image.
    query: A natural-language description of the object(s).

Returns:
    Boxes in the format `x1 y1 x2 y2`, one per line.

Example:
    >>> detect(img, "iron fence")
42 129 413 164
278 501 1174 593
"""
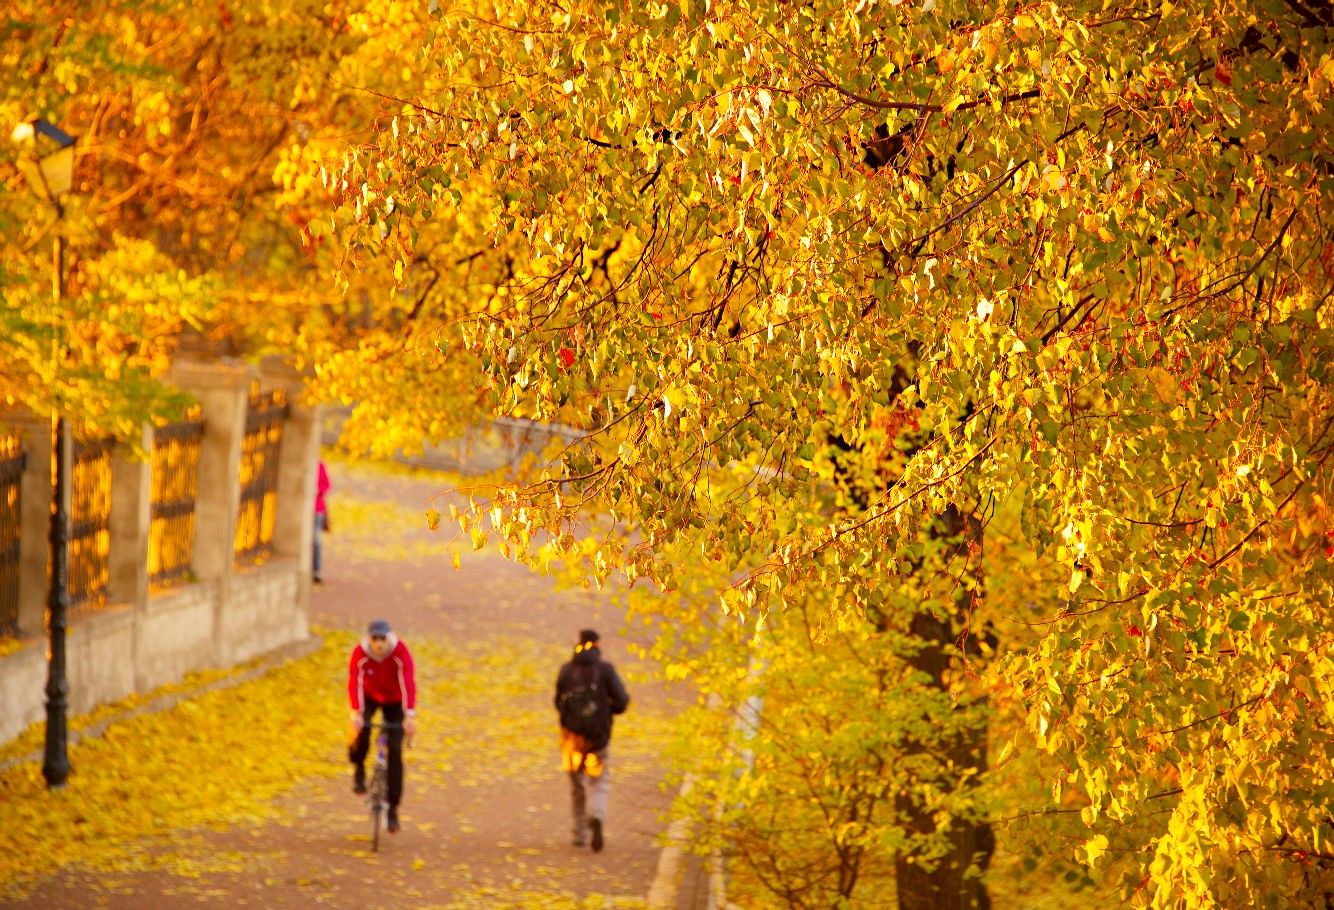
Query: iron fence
234 388 288 567
149 415 205 589
0 435 24 637
70 435 113 609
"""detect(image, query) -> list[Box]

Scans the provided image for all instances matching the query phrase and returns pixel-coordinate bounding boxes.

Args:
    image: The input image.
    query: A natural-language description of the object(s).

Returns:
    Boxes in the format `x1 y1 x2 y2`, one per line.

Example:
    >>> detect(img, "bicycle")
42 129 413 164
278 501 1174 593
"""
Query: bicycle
364 721 403 851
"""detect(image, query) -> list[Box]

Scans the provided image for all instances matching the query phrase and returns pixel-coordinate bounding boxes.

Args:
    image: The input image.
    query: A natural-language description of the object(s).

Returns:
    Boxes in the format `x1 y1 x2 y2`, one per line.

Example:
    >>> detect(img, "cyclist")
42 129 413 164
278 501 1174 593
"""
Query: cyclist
348 618 418 833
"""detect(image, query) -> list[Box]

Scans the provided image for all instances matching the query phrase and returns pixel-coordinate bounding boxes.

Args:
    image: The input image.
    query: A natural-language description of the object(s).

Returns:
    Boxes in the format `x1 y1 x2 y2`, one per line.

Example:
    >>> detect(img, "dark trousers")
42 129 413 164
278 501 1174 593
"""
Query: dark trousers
349 699 405 807
312 512 327 576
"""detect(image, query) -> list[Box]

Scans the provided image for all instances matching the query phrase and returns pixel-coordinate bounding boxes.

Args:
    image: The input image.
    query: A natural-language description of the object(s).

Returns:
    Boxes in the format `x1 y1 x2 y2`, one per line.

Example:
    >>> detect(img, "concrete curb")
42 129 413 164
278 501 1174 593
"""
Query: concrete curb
0 634 324 776
646 787 694 909
647 776 724 910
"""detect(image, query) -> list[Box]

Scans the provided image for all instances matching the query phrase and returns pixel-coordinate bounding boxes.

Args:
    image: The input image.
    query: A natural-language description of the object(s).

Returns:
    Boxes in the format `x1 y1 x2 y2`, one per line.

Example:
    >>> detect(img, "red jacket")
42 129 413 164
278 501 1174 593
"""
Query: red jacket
348 634 417 713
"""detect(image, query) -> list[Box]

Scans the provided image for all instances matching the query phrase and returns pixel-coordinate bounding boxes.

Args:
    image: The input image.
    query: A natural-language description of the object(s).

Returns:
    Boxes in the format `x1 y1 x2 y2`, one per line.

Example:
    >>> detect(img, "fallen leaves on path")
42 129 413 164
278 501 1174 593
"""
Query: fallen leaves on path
429 889 645 909
0 659 252 770
0 632 350 898
0 627 678 906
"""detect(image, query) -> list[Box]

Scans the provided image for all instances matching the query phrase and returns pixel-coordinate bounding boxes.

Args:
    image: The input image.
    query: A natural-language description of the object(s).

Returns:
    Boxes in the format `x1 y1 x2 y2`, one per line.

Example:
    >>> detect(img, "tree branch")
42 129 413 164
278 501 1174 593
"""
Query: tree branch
330 79 447 119
579 134 622 149
818 78 1040 115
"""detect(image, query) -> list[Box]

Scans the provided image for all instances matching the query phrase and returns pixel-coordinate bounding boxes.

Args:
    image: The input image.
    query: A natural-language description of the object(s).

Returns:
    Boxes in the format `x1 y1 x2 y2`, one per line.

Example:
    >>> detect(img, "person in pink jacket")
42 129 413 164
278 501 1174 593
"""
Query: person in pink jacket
313 460 330 583
347 618 418 833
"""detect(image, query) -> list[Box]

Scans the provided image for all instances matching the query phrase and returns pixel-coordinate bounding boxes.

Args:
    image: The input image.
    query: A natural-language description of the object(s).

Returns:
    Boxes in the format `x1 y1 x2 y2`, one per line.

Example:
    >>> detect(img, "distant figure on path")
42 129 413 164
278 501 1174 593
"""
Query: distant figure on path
348 619 418 833
554 629 630 852
313 459 330 583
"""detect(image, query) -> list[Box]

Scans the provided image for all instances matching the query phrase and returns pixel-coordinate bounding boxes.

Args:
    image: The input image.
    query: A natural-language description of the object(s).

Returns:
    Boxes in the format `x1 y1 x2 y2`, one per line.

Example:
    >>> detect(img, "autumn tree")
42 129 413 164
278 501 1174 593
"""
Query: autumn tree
327 0 1334 905
250 0 1334 901
0 1 492 443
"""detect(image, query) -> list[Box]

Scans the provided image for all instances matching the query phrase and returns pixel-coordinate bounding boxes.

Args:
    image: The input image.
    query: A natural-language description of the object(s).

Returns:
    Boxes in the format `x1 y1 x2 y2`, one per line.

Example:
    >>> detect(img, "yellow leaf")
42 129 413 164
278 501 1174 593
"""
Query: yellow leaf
1083 834 1109 866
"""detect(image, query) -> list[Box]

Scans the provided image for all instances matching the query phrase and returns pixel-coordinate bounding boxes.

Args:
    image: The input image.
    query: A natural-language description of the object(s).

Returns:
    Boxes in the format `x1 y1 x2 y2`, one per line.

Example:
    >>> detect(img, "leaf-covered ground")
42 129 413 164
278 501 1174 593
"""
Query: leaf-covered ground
0 460 681 908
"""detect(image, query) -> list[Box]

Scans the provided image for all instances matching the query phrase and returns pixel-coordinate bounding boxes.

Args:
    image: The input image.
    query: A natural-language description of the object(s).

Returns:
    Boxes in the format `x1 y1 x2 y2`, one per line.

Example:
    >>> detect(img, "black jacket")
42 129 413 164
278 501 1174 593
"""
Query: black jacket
554 645 630 752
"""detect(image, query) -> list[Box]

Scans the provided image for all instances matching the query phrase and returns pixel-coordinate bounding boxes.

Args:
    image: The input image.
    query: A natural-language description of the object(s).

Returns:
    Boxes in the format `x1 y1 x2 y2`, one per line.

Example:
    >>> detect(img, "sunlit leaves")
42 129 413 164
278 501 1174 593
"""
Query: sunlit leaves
0 1 416 437
312 1 1334 906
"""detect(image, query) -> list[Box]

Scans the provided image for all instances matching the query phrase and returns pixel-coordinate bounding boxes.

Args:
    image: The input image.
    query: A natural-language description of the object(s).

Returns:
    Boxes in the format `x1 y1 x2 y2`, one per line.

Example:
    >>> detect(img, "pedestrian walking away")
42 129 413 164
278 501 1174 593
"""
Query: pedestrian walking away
348 619 418 833
554 628 629 852
313 459 331 583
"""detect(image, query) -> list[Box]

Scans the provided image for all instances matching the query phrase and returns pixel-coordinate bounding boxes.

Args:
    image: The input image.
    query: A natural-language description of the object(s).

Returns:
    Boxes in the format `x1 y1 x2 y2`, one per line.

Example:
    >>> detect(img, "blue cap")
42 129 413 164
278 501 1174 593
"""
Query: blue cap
368 619 391 638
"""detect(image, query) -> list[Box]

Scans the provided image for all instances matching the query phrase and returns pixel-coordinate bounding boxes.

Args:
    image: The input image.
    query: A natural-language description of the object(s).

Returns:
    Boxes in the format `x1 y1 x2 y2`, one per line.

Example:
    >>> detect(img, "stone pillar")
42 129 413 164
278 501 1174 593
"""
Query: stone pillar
260 356 320 634
108 426 152 609
169 360 251 627
13 415 52 639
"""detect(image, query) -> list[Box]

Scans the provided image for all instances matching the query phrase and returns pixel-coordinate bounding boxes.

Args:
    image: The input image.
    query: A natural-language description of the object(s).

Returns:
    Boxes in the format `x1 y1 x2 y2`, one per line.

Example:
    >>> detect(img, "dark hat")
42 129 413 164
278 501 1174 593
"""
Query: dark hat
368 619 391 638
578 629 600 645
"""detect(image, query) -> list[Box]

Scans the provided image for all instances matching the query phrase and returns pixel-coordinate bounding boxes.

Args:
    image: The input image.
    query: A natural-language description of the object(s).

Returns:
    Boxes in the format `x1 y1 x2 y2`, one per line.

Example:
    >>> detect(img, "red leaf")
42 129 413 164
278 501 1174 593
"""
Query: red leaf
558 347 575 368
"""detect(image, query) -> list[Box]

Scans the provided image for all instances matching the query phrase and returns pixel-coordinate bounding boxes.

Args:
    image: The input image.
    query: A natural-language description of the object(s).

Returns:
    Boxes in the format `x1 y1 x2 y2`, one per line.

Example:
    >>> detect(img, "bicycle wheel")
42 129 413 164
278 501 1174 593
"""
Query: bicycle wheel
369 769 386 851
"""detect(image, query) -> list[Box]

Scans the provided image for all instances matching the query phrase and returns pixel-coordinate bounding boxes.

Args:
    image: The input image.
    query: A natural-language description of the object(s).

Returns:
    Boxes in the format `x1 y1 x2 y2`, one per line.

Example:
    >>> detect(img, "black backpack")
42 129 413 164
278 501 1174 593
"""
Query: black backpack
558 663 611 740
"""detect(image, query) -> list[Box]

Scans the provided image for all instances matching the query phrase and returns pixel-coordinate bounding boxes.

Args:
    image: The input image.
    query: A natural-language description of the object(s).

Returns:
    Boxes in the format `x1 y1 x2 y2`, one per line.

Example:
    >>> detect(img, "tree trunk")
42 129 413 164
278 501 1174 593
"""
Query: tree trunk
895 506 995 910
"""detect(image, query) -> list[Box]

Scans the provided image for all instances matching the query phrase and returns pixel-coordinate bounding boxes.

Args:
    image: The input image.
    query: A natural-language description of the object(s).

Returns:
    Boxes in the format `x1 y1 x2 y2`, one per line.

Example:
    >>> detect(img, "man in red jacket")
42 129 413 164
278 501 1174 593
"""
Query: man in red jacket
348 618 417 833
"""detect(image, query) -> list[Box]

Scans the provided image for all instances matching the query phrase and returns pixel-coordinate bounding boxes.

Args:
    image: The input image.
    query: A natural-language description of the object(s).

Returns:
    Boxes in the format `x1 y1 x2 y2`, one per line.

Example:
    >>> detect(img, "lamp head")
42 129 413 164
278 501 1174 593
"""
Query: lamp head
11 117 76 199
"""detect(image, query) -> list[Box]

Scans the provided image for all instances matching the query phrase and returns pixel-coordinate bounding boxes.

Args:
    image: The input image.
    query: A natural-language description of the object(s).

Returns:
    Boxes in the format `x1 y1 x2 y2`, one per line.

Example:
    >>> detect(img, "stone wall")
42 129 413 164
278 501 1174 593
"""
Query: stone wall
134 581 222 693
0 646 45 746
0 359 319 747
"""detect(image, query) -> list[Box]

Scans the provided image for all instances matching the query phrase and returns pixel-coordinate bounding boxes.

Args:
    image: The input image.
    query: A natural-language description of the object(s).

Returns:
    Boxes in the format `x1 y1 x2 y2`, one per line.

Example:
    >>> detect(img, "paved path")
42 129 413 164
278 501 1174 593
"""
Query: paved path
3 462 681 908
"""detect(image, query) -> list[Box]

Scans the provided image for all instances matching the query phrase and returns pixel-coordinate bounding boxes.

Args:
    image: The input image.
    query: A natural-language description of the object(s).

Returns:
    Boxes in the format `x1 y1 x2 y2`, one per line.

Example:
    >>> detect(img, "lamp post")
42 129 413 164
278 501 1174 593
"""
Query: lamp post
11 117 76 789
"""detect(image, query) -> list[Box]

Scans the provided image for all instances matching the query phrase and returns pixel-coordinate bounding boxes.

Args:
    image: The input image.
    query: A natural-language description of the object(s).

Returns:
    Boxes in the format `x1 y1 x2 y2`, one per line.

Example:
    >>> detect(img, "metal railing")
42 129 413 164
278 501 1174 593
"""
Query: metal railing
234 387 288 567
149 415 205 589
69 436 113 609
0 435 24 636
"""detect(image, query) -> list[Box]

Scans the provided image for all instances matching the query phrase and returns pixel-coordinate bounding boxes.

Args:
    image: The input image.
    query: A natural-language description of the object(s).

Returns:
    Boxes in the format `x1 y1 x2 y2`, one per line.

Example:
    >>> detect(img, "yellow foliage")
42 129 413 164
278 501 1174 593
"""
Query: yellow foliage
0 632 349 896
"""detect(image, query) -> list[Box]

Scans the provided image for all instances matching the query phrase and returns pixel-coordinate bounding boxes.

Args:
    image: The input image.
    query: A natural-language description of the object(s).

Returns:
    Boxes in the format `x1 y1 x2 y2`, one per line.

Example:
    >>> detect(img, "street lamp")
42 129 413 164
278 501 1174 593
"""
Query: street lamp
11 119 75 201
11 116 76 789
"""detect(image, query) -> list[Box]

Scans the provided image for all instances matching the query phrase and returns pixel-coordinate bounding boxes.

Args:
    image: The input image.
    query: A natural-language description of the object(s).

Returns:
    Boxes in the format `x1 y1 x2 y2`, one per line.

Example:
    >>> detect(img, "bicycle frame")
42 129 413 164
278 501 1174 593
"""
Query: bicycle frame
364 721 403 852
